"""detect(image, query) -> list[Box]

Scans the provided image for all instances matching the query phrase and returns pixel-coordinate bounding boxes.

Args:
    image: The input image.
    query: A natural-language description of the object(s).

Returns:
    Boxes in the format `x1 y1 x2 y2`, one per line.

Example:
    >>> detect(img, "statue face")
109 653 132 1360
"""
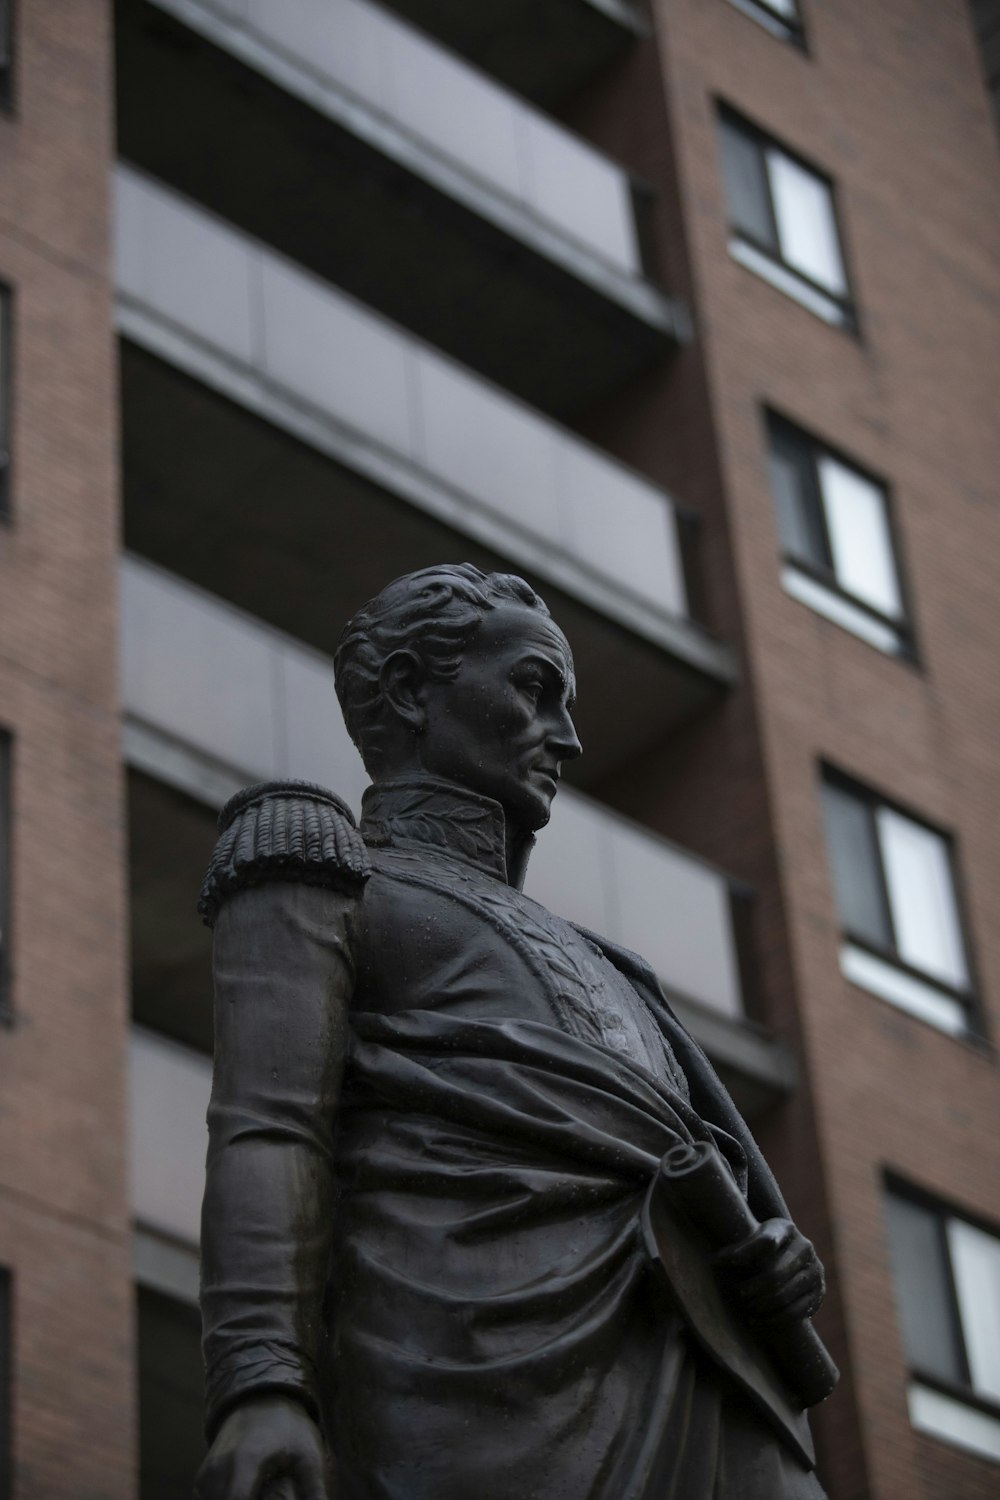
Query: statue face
418 602 582 831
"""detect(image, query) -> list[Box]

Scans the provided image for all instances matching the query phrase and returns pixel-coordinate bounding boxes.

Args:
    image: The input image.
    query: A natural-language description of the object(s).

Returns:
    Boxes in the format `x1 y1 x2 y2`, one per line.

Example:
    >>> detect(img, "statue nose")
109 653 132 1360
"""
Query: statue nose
552 716 583 762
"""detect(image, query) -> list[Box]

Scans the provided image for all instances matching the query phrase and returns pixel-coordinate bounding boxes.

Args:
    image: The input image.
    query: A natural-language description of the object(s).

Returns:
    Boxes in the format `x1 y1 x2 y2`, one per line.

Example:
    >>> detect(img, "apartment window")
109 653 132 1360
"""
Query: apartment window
0 1 11 111
728 0 805 45
767 416 911 656
821 772 976 1036
719 109 852 326
0 1269 10 1500
0 288 10 520
0 734 10 1019
885 1185 1000 1463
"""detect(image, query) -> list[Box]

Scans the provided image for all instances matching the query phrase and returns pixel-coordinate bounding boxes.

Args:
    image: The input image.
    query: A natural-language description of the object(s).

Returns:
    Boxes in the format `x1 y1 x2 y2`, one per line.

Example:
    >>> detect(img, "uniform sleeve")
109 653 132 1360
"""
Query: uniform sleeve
199 878 357 1441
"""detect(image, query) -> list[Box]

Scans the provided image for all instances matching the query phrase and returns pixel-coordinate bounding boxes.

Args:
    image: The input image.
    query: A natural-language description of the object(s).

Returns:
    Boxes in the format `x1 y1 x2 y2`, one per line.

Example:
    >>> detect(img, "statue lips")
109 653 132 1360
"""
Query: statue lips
531 765 561 799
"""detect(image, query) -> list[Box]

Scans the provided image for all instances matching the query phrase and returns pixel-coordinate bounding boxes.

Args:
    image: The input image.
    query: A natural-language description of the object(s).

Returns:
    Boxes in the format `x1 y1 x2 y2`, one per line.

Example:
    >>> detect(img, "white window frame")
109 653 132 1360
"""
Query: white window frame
767 415 913 658
719 109 854 327
821 772 978 1037
886 1185 1000 1464
727 0 806 46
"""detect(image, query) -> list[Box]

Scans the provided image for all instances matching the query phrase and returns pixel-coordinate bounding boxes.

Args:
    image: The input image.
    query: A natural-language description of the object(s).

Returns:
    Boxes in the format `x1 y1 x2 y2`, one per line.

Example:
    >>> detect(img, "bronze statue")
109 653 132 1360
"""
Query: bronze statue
194 565 836 1500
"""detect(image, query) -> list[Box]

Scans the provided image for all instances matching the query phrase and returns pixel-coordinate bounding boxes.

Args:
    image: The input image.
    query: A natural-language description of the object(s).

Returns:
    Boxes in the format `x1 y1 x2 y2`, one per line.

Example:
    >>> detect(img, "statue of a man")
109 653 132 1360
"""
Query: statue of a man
194 564 833 1500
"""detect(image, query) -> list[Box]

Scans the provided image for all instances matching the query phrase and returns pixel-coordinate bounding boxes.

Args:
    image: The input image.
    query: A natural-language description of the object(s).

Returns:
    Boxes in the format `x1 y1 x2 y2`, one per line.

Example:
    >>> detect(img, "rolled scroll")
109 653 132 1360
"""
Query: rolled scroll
642 1139 838 1467
657 1141 839 1409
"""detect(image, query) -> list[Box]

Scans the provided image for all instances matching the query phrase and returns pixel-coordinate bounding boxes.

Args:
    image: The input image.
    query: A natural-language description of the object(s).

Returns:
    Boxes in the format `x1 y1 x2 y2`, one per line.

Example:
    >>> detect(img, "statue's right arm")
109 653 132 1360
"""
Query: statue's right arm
194 871 360 1500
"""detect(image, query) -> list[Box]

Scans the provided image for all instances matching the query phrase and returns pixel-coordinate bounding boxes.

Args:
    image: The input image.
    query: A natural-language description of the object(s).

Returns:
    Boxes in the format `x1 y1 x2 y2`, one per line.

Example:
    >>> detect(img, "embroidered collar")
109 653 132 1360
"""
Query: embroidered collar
360 777 534 888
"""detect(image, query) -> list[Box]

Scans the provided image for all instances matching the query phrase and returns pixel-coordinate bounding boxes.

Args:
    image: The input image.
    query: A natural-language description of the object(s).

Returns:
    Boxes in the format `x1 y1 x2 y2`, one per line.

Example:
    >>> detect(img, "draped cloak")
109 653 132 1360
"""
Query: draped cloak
200 778 827 1500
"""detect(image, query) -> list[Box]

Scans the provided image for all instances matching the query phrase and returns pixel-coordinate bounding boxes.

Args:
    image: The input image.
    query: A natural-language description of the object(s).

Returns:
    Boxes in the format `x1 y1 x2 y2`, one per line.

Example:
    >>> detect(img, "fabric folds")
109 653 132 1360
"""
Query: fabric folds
326 1012 821 1499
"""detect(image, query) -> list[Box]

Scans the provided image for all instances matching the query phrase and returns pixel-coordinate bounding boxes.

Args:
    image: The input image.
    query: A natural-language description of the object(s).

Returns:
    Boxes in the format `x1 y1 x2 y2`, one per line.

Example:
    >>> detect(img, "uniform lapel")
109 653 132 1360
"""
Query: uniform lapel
570 922 790 1223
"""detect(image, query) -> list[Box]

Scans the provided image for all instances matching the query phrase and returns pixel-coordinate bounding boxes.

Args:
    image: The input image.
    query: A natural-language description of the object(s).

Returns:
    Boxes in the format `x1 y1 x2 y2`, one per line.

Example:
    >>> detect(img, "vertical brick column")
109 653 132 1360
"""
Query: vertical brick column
0 3 135 1495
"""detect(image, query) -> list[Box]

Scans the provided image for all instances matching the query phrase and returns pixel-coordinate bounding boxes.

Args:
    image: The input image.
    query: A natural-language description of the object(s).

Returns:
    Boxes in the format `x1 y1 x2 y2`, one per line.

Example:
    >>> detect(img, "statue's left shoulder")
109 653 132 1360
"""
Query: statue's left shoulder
198 778 372 928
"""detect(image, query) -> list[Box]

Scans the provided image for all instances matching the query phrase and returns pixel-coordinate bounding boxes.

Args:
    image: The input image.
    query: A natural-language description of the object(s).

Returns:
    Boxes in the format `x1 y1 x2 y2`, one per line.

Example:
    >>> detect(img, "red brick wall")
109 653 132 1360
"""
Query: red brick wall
0 3 134 1495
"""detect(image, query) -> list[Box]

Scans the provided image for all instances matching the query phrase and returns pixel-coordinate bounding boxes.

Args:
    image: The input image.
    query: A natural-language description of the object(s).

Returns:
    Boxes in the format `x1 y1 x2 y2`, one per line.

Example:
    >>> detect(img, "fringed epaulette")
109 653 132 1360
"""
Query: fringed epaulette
198 779 372 928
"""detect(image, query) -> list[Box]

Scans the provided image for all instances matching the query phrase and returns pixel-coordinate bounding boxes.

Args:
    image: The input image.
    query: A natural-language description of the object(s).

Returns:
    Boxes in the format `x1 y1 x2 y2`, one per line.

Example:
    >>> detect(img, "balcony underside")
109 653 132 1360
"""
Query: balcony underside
115 0 678 420
121 341 728 784
377 0 647 104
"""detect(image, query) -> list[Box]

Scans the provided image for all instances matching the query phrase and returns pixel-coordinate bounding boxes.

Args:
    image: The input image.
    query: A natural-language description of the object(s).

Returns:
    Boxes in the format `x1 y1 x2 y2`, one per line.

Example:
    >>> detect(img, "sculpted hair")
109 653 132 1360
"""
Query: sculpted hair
334 563 549 772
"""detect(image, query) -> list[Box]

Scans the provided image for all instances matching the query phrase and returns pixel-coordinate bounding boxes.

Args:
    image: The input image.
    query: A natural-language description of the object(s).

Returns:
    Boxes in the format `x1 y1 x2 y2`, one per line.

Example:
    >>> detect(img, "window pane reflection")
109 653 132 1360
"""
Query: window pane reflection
819 457 903 620
767 150 848 295
877 809 969 989
947 1220 1000 1402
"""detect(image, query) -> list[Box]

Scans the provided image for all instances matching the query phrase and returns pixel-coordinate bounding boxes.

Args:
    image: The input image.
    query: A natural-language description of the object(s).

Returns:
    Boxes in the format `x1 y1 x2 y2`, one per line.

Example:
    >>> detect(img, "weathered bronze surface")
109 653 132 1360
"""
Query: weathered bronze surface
195 565 836 1499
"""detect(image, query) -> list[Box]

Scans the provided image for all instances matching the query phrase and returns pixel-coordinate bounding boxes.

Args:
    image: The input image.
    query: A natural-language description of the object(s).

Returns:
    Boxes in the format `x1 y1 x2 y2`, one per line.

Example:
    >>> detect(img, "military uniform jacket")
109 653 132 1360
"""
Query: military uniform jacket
199 778 826 1500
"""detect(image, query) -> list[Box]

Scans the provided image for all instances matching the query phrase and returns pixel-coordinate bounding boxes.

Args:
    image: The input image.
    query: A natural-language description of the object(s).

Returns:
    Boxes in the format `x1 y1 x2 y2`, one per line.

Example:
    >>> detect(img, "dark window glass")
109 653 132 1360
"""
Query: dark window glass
768 424 829 570
885 1194 965 1385
821 780 892 951
0 1268 10 1500
720 118 775 249
0 734 10 1018
137 1287 206 1500
0 289 9 521
970 0 1000 138
0 2 10 111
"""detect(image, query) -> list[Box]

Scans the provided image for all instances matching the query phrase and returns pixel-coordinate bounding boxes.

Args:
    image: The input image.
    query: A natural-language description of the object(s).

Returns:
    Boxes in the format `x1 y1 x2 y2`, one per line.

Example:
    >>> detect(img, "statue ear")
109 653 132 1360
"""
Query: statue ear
379 650 428 734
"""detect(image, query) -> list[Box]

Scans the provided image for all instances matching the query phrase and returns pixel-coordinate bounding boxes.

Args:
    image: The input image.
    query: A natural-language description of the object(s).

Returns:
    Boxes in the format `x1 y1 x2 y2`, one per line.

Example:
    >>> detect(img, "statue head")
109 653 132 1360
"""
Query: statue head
334 563 582 831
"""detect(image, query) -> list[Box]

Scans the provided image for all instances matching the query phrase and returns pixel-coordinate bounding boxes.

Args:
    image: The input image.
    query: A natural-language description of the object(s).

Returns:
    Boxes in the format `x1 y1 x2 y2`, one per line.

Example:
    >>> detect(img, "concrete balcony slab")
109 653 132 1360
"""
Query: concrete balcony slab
115 0 681 417
116 170 734 777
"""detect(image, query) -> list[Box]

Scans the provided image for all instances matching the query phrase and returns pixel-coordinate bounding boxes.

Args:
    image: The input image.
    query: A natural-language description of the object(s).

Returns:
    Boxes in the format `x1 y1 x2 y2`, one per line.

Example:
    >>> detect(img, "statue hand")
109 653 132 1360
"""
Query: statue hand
714 1216 825 1325
193 1394 334 1500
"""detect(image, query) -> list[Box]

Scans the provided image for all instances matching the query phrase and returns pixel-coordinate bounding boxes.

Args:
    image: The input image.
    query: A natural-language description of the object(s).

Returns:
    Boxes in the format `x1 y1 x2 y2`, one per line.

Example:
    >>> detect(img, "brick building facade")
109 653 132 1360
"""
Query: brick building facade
0 1 998 1496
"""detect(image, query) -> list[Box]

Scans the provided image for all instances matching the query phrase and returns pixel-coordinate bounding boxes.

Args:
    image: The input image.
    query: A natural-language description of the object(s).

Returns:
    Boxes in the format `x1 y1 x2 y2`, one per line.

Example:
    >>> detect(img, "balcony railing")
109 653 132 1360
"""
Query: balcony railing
130 1026 212 1246
118 1 679 412
122 555 744 1021
377 0 647 104
115 168 735 730
148 0 644 274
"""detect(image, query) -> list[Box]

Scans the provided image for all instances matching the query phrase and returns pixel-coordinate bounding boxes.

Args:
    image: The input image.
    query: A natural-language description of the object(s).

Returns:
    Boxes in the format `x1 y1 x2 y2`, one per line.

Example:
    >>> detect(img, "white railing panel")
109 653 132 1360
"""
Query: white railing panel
121 559 280 776
115 176 256 363
415 351 564 543
151 0 641 274
278 646 371 812
520 110 638 272
130 1028 211 1246
116 169 688 622
608 819 743 1019
259 255 417 458
555 442 688 610
526 791 614 940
